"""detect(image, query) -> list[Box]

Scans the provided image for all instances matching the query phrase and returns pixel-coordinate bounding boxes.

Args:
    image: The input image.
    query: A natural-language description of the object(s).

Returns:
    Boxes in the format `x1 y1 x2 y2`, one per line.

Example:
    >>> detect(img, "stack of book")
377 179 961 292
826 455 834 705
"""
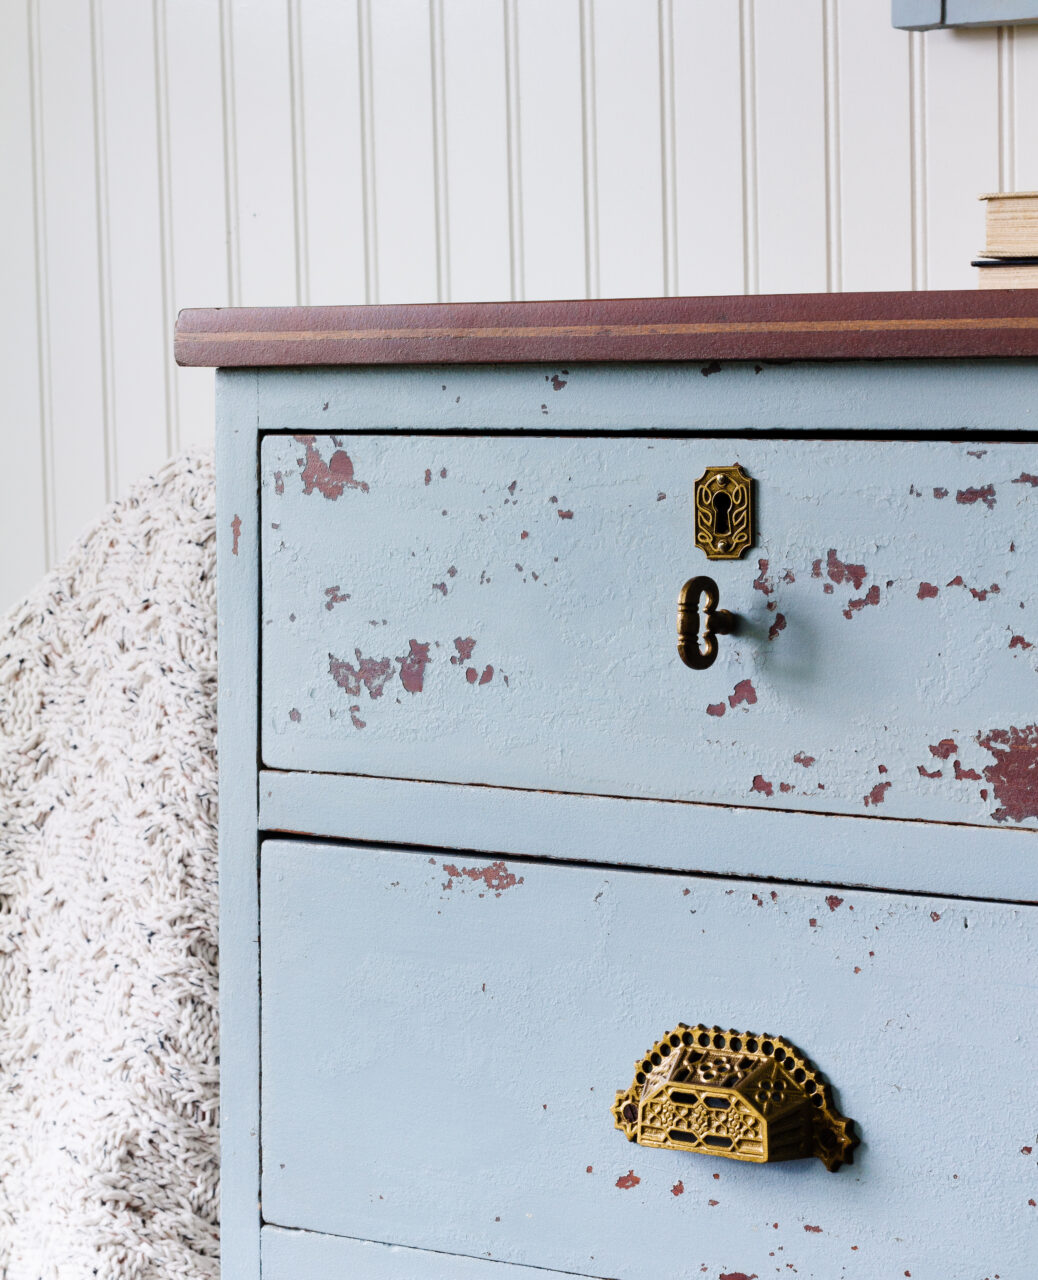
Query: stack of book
974 192 1038 287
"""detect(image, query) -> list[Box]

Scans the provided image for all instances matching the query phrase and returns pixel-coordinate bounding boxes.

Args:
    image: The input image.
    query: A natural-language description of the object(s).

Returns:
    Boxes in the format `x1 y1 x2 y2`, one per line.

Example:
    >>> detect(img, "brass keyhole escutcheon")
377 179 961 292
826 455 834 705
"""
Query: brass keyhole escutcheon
694 464 754 559
678 575 736 670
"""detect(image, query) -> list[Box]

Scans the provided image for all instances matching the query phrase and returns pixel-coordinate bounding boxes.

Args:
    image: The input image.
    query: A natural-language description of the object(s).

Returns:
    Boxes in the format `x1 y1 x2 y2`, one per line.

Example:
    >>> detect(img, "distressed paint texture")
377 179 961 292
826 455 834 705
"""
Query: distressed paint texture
261 840 1038 1280
261 436 1038 828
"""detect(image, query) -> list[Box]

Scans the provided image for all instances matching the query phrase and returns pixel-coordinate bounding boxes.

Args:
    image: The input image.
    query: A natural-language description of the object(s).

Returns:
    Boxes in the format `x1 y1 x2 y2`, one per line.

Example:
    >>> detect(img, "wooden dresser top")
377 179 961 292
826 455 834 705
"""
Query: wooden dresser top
175 289 1038 366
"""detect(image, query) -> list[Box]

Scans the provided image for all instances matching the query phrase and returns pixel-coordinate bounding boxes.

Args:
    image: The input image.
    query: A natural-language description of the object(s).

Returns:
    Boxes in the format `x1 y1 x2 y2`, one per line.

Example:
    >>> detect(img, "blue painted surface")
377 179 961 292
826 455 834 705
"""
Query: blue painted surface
215 371 262 1280
261 434 1038 831
260 839 1038 1279
262 1225 601 1278
258 770 1038 903
248 361 1038 433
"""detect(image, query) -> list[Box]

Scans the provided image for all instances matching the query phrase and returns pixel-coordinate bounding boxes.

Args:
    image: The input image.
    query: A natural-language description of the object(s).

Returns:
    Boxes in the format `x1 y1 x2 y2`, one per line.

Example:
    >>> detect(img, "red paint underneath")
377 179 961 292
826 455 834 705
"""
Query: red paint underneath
918 765 943 779
398 639 431 693
299 441 369 498
826 548 867 591
753 559 772 595
843 584 881 619
328 650 394 700
825 895 844 912
671 1180 685 1196
864 781 892 807
803 1224 823 1233
452 636 477 663
955 484 996 509
1010 634 1034 650
953 759 982 781
977 724 1038 823
729 679 757 708
1013 472 1038 486
768 612 787 641
930 739 958 759
751 774 774 797
706 702 726 717
917 582 939 599
230 514 242 555
615 1170 640 1190
442 860 525 896
793 751 816 767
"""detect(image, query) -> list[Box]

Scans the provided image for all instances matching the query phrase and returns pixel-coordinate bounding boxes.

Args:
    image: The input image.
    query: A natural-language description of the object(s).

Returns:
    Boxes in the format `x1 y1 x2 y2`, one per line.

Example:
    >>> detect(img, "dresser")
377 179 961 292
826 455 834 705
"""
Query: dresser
176 292 1038 1280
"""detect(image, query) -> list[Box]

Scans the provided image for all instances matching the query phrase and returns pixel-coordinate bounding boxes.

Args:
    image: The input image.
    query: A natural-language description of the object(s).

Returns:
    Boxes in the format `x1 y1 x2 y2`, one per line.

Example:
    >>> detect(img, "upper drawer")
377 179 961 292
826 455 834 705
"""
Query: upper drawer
261 434 1037 829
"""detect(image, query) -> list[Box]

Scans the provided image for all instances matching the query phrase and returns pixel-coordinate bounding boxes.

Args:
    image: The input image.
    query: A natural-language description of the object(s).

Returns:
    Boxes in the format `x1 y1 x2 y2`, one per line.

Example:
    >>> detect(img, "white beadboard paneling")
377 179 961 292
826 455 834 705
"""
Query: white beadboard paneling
295 0 367 305
836 0 914 290
162 0 228 453
514 0 587 300
671 0 746 295
753 0 830 292
591 0 665 298
1011 25 1038 189
230 0 298 305
441 0 512 302
0 0 48 603
924 27 1000 288
5 0 1038 619
368 0 438 303
35 0 109 563
96 0 171 489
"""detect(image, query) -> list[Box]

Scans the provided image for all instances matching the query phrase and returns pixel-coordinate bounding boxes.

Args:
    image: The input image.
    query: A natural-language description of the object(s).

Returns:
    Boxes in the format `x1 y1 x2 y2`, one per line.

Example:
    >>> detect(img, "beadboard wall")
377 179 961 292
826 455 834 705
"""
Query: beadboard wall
1 0 1036 613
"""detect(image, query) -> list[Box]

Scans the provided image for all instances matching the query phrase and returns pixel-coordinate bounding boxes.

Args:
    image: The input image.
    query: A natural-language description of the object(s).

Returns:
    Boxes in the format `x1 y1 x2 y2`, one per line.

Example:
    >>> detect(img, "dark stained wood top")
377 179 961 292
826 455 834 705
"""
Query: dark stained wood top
174 290 1038 366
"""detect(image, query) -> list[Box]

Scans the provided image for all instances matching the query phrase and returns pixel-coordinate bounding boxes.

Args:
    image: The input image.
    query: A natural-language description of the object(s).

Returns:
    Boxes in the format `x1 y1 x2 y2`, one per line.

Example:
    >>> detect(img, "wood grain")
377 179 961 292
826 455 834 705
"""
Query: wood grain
176 290 1038 364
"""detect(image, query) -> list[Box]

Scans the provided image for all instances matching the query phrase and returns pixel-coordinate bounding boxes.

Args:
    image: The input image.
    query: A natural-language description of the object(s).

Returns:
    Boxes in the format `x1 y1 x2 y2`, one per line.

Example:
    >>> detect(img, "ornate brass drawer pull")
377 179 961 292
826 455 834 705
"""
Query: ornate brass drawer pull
613 1023 858 1172
677 576 736 670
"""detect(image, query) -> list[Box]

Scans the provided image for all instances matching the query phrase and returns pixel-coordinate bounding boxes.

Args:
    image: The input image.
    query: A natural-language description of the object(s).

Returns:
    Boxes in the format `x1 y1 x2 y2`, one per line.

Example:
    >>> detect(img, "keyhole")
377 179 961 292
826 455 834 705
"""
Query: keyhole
712 490 732 536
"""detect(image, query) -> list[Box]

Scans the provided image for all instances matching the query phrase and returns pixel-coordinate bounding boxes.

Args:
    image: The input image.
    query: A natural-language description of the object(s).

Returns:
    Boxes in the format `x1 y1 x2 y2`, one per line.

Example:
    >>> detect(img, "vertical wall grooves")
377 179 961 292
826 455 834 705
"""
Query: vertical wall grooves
357 0 378 304
89 0 115 500
152 0 177 454
502 0 523 301
287 0 308 305
998 26 1014 192
429 0 450 302
219 0 241 305
578 0 600 298
909 29 927 290
822 0 842 293
27 0 54 570
658 0 677 297
739 0 758 293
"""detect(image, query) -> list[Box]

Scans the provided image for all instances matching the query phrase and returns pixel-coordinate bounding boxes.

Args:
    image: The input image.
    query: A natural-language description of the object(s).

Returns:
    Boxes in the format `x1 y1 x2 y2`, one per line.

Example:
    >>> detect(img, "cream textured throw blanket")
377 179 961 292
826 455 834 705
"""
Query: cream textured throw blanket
0 454 219 1279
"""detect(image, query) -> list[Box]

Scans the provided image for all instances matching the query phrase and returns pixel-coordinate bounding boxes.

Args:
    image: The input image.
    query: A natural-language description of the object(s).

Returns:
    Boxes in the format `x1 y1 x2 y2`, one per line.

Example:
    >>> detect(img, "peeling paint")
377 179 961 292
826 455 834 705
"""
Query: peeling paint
930 739 958 759
826 548 867 591
615 1170 641 1189
956 484 996 509
231 514 241 555
843 584 881 619
768 612 787 641
1013 472 1038 486
917 582 939 599
803 1224 823 1233
751 774 774 797
1010 634 1034 650
324 586 350 610
452 637 476 664
918 765 943 779
288 708 301 722
671 1180 685 1196
933 487 948 499
707 703 726 717
329 650 394 700
398 640 431 694
825 895 844 912
274 470 284 495
864 781 891 807
793 752 816 767
753 559 772 595
298 440 369 498
442 860 524 896
729 679 757 708
977 724 1038 822
558 509 574 519
953 759 981 781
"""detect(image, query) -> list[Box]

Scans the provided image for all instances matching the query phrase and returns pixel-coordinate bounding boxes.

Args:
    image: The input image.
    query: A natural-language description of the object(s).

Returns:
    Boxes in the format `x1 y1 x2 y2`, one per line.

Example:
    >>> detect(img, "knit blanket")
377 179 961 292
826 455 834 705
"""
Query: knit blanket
0 454 219 1279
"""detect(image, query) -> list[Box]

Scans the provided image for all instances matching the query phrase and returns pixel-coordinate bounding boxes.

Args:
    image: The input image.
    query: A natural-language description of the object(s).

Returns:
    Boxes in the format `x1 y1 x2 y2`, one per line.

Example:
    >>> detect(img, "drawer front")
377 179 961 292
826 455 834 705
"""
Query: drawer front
261 435 1037 830
260 839 1038 1280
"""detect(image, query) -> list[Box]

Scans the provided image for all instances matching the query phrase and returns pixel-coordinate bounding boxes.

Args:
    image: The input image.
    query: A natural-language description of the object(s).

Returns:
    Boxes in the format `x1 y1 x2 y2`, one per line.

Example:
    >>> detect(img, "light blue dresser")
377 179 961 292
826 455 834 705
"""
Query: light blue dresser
177 292 1038 1280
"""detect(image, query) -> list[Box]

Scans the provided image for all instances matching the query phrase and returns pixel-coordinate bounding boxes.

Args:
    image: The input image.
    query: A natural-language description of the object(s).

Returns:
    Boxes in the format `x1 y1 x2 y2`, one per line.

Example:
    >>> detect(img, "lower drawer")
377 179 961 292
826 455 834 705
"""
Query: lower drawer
260 839 1038 1280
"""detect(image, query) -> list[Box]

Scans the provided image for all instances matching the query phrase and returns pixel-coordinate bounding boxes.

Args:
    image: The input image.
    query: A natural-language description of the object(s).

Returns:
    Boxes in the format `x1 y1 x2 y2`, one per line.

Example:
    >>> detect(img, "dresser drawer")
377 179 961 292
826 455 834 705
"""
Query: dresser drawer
261 434 1037 830
260 838 1038 1280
